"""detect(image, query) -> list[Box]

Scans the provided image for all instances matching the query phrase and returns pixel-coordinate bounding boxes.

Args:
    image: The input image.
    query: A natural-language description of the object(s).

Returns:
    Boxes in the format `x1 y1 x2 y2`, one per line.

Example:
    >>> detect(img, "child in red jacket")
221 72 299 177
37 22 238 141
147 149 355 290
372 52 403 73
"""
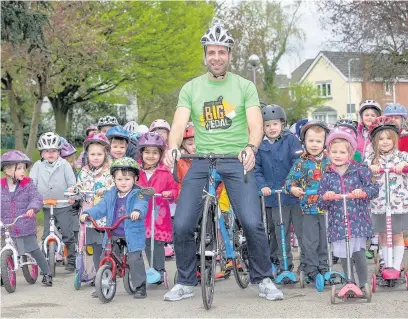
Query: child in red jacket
136 132 178 284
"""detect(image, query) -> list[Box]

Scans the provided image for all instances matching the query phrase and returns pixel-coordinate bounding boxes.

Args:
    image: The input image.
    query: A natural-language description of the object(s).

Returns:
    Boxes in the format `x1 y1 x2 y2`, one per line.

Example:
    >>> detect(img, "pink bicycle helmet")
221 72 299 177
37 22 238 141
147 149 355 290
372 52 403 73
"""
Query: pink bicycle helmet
86 125 98 135
183 122 195 139
149 119 170 132
1 150 32 171
326 127 357 152
83 133 110 151
138 132 167 152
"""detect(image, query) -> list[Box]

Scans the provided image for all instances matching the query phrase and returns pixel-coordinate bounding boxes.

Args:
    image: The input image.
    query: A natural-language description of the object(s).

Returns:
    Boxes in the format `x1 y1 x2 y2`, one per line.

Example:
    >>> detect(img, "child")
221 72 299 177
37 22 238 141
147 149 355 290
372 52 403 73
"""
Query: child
86 125 98 136
177 122 195 197
1 150 53 286
149 119 171 143
106 126 130 159
334 119 361 162
97 115 119 134
136 132 178 283
255 104 304 273
124 121 140 160
317 127 379 293
365 116 408 274
75 133 113 296
357 100 382 160
80 157 150 299
29 132 77 271
383 103 408 152
75 126 98 169
285 121 331 281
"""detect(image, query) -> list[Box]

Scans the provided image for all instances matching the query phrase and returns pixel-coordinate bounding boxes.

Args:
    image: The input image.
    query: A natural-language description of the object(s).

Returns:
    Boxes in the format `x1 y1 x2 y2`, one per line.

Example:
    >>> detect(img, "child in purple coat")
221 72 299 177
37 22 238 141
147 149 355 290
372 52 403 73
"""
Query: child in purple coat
317 127 379 294
1 150 53 286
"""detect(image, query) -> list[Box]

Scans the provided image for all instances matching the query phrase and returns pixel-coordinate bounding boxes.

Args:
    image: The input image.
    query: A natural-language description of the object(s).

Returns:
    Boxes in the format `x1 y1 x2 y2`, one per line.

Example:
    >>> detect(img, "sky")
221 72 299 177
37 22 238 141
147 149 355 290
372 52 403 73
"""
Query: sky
276 1 332 78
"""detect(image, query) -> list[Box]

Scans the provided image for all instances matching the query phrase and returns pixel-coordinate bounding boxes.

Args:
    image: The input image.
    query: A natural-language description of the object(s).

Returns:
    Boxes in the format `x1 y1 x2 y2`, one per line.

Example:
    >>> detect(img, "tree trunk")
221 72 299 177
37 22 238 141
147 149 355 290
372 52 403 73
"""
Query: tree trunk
26 75 46 159
4 72 25 151
53 98 69 137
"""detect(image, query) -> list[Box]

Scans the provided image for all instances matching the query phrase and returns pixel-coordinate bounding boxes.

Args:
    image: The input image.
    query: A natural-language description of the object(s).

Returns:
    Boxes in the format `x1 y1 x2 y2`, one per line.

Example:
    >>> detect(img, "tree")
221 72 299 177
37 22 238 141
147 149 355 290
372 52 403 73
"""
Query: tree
318 0 408 79
217 0 304 93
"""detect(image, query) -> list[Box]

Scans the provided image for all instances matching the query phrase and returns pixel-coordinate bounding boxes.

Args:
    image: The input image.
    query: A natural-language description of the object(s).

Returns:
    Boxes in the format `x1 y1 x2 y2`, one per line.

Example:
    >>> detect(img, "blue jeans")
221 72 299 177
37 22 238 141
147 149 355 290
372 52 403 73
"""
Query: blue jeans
174 159 273 285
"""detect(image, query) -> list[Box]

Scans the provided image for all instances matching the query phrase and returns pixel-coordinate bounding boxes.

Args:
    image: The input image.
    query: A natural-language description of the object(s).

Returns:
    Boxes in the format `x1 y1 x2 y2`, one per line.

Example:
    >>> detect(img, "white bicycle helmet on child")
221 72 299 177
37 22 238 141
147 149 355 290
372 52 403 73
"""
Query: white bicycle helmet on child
37 132 62 150
97 116 119 129
124 121 139 133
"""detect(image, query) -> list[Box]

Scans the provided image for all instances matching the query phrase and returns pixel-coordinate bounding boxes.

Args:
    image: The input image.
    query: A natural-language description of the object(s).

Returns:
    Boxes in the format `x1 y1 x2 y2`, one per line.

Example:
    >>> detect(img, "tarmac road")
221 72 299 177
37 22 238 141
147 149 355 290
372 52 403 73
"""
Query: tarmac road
1 255 408 318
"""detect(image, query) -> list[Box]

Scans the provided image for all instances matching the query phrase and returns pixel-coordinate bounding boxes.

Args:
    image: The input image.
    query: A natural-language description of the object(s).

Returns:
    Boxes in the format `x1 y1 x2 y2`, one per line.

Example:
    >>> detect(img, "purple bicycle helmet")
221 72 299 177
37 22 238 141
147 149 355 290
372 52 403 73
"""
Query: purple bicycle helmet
149 119 170 132
83 133 110 151
1 150 32 171
326 127 357 153
60 142 77 158
138 132 167 152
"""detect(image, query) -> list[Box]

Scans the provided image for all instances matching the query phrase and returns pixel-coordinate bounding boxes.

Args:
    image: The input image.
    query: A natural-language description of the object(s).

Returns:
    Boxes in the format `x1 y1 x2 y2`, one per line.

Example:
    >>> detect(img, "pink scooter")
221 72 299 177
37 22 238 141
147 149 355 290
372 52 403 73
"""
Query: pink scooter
323 191 372 304
372 167 408 292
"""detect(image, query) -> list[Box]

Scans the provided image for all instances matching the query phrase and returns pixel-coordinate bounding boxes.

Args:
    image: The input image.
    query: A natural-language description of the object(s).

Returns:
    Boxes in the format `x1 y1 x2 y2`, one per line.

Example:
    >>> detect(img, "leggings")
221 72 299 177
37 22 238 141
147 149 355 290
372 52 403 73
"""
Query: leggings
340 249 367 287
30 249 50 275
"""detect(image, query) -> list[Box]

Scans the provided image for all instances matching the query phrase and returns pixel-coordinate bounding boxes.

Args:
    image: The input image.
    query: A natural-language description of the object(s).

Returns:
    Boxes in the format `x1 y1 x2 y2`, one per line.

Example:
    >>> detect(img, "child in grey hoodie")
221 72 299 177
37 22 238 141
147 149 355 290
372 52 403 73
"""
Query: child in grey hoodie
29 132 77 271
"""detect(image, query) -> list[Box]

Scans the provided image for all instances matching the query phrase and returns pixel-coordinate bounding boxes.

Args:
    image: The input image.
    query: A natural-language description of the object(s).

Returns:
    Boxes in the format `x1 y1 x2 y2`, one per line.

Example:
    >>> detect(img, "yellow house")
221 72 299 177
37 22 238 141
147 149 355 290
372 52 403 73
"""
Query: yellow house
291 51 363 124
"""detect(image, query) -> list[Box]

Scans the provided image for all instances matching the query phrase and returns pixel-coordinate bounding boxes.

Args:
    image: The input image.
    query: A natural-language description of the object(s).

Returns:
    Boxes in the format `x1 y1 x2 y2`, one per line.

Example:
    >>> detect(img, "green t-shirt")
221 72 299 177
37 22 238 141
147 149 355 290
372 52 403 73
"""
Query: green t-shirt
176 72 260 154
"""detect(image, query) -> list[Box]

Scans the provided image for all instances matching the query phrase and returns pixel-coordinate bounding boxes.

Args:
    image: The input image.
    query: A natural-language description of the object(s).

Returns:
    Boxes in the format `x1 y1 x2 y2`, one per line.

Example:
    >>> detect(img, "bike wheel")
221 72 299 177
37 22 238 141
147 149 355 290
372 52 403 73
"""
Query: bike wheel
200 196 216 310
233 222 249 289
1 250 16 293
22 255 38 284
47 242 56 277
95 264 116 303
123 268 136 295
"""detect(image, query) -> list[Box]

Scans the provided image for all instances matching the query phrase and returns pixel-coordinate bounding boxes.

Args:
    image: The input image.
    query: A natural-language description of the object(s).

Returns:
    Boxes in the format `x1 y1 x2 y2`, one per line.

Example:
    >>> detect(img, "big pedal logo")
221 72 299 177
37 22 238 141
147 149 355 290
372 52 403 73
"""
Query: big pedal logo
199 96 236 131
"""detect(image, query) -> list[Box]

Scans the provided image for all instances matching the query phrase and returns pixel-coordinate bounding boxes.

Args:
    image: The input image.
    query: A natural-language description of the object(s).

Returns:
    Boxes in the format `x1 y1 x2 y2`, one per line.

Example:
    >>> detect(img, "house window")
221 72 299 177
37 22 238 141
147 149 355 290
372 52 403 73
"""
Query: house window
317 82 332 97
313 114 326 122
347 104 356 113
385 81 391 96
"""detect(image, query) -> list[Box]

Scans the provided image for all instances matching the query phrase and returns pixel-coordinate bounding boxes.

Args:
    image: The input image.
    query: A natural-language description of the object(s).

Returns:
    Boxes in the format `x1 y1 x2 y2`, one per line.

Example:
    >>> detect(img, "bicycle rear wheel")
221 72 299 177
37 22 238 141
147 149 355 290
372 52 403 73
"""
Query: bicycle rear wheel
200 196 217 310
233 220 250 288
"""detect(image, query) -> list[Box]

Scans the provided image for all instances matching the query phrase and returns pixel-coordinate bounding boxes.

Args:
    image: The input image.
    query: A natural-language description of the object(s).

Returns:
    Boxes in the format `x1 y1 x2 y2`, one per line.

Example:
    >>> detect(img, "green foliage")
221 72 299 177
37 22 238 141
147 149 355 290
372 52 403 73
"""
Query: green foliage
260 81 324 125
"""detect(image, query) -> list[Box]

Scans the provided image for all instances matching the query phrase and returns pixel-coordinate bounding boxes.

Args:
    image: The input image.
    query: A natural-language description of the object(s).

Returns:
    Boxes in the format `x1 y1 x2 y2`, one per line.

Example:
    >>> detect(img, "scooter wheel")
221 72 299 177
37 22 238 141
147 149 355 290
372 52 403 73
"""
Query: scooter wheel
299 270 305 288
365 283 372 303
315 273 324 292
371 273 377 293
330 285 336 304
74 272 81 290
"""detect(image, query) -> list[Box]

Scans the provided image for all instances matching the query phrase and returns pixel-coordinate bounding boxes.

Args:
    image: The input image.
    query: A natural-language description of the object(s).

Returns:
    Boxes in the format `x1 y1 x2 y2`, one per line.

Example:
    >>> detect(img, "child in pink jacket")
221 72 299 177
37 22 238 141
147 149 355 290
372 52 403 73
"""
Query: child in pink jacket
136 132 178 284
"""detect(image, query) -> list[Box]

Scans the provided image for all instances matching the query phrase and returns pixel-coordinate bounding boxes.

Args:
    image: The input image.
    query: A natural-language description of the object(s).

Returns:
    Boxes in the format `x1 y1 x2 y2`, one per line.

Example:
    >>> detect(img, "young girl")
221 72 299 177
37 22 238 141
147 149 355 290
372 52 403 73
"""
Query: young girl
357 100 382 160
136 132 178 283
383 103 408 152
334 119 361 162
318 127 379 293
75 133 114 297
1 150 53 286
365 116 408 274
149 119 171 143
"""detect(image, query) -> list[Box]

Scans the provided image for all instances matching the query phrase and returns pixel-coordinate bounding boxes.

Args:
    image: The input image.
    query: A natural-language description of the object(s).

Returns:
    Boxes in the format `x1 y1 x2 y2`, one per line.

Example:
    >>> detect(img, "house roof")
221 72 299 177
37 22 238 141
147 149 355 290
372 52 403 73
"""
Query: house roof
321 51 363 79
275 74 289 88
291 59 314 83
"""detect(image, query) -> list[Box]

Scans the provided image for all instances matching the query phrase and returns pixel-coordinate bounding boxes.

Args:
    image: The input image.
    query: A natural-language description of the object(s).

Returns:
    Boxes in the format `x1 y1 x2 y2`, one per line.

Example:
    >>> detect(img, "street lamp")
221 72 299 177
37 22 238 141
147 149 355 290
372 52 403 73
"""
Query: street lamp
348 57 360 120
248 54 260 85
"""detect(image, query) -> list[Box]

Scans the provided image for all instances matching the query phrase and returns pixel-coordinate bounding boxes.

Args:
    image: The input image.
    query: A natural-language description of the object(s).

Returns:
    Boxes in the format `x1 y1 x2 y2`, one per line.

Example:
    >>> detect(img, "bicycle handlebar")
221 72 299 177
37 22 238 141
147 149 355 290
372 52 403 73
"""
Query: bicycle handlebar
86 215 129 232
378 167 408 174
322 192 367 201
43 199 70 206
1 214 28 229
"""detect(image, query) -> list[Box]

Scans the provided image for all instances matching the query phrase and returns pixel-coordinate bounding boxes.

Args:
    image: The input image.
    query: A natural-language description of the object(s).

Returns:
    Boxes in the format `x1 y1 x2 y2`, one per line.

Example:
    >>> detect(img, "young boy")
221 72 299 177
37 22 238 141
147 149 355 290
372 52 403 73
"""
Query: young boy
106 126 130 159
29 132 77 271
97 115 119 134
255 104 305 273
80 157 150 299
285 121 331 281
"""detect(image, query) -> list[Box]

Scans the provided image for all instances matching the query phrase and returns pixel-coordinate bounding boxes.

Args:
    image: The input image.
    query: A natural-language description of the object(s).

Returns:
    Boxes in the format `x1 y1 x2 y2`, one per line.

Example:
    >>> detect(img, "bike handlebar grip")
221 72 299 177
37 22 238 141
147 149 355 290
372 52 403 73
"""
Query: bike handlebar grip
378 167 408 174
43 199 58 206
322 192 367 201
172 149 179 183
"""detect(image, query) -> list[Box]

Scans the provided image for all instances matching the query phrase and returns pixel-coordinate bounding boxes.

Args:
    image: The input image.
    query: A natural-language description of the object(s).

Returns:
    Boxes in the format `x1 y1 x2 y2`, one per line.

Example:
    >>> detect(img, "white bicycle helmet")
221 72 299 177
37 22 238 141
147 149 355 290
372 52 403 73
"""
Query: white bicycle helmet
200 24 235 49
149 119 170 132
137 124 149 134
359 100 382 117
97 116 119 129
123 121 139 133
37 132 62 150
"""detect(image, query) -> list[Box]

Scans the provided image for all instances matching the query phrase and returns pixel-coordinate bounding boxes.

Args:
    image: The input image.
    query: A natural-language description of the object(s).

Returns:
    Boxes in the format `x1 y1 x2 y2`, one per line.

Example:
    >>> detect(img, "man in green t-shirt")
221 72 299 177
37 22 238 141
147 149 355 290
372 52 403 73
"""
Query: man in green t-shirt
163 24 283 302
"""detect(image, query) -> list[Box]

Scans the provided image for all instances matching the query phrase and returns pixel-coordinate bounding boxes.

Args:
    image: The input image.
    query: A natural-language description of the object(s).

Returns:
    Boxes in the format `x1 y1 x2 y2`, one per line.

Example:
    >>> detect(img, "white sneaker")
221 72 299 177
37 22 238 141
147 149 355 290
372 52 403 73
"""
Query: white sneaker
164 284 195 301
259 278 284 301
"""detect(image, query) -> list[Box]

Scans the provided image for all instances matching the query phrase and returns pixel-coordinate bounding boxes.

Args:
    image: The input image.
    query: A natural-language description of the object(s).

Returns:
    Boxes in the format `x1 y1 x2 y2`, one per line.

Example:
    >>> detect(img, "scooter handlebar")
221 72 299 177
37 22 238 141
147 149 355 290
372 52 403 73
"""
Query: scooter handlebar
258 189 284 197
322 192 367 201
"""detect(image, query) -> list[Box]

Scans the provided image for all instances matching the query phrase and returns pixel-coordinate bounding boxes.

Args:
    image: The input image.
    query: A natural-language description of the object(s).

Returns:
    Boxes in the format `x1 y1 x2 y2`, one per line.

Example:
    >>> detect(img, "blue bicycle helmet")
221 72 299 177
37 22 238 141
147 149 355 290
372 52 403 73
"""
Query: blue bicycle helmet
105 126 130 142
384 103 408 119
295 119 309 138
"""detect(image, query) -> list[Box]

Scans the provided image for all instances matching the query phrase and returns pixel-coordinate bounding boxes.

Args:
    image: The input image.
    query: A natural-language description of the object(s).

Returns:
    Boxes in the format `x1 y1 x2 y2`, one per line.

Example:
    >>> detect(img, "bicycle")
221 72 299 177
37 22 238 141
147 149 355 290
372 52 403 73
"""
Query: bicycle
42 199 70 277
173 151 248 310
0 215 38 293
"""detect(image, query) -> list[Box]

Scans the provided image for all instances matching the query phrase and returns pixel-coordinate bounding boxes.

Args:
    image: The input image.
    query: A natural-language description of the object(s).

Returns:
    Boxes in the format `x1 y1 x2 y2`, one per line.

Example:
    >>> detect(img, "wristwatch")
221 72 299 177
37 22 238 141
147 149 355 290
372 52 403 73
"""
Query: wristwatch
246 143 258 154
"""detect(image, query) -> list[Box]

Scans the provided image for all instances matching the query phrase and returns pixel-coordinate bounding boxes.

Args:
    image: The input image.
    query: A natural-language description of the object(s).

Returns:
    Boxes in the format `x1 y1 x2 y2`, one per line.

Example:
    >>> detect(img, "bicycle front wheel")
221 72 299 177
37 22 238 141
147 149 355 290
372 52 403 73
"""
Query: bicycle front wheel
200 196 217 310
